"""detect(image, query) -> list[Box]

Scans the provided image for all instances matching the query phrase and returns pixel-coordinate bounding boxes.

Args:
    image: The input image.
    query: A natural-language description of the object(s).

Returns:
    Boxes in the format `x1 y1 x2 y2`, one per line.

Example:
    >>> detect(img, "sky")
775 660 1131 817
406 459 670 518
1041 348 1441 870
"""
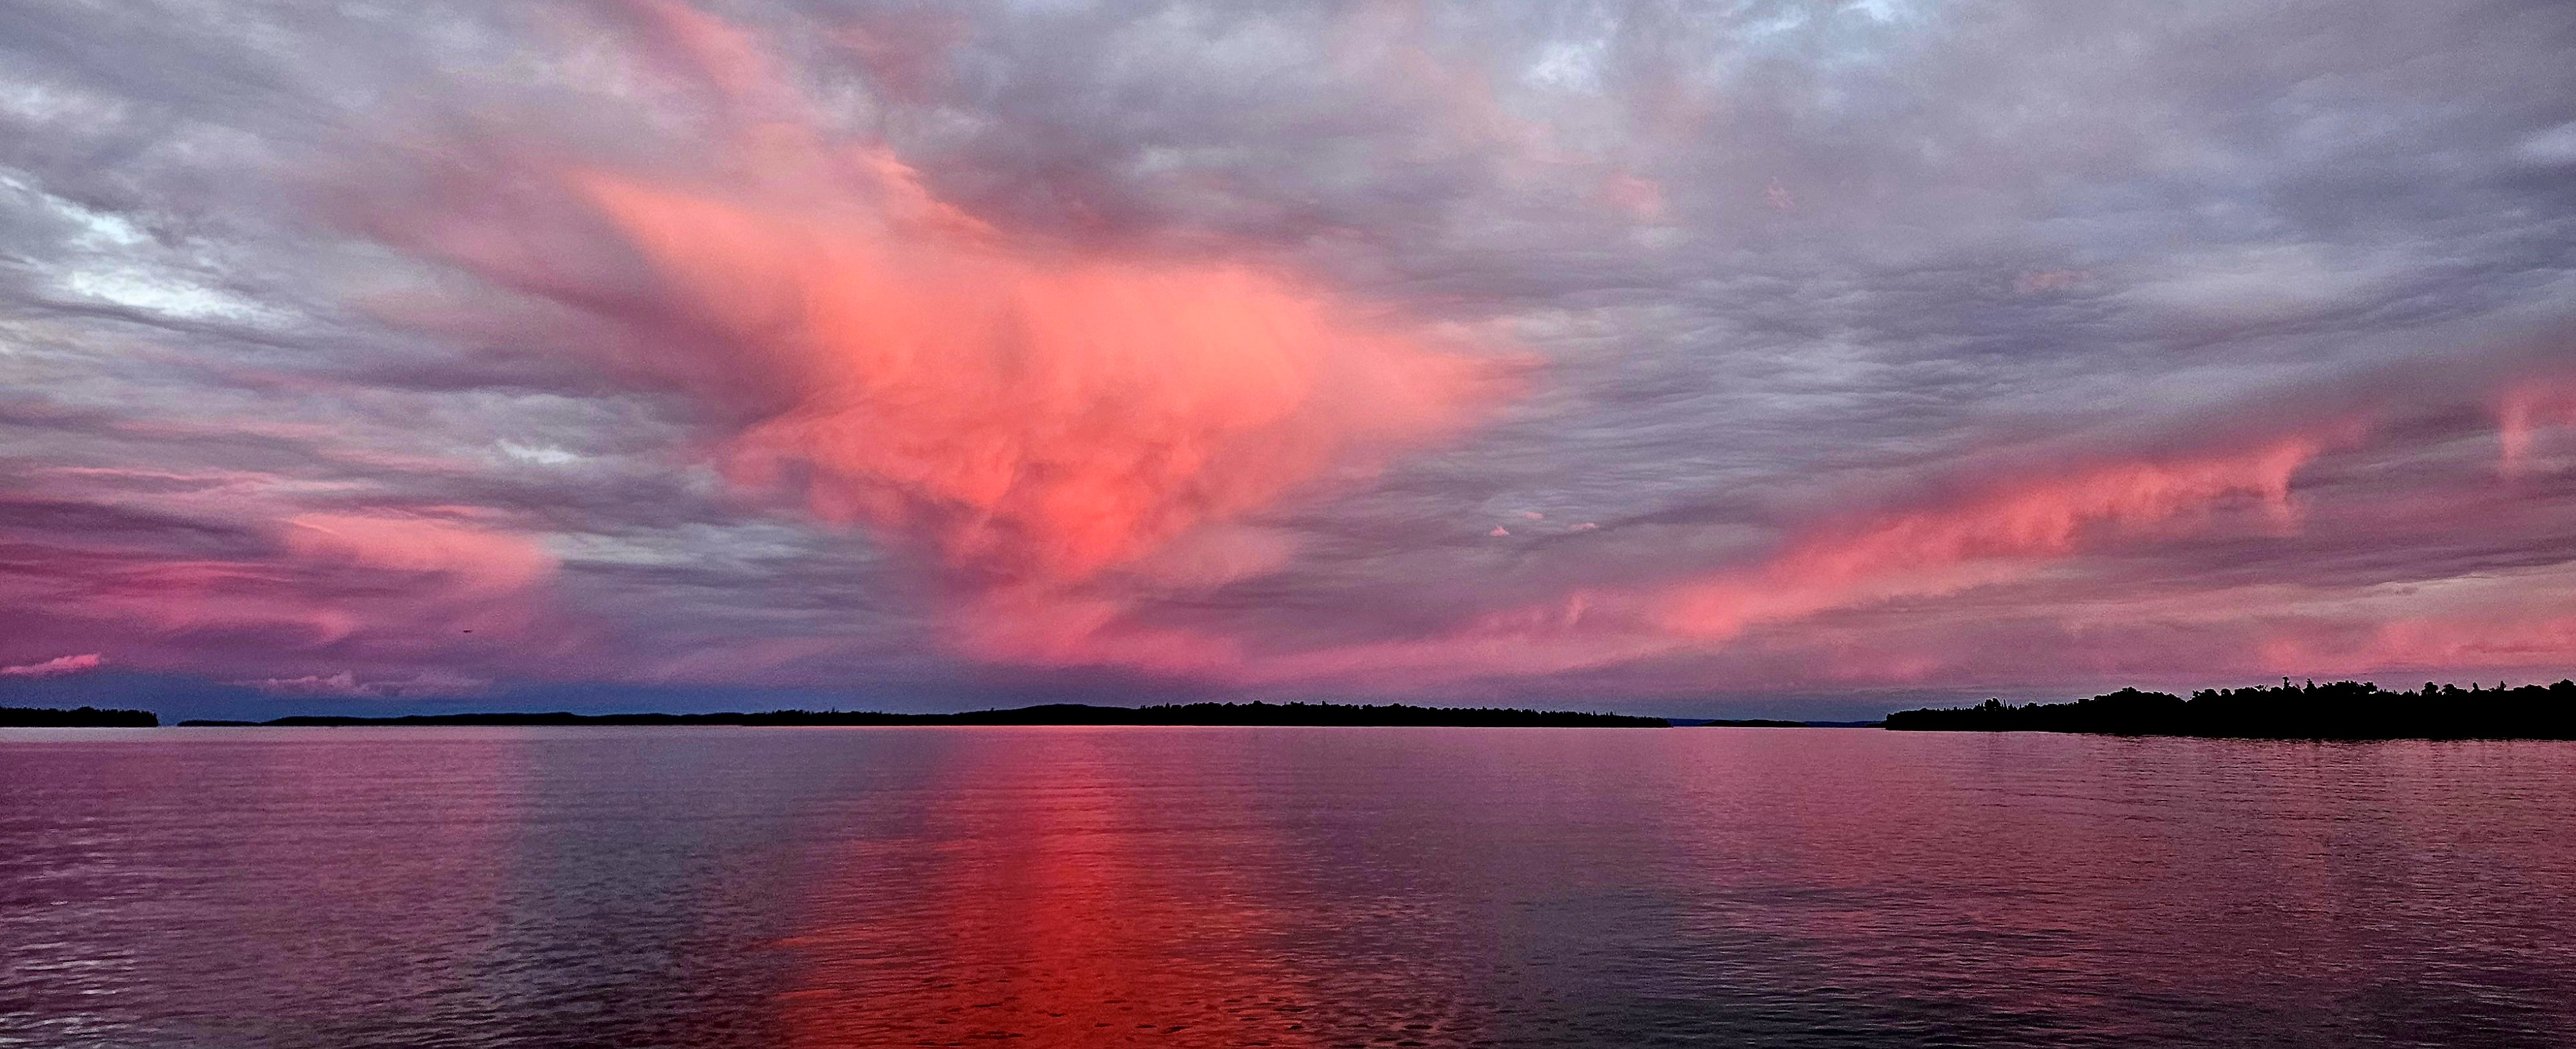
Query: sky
3 0 2574 719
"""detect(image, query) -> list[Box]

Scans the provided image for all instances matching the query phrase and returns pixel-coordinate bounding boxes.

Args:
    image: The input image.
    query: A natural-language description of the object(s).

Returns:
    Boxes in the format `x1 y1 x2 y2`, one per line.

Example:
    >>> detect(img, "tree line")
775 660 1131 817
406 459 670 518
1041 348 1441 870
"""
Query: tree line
0 704 159 728
1885 679 2576 739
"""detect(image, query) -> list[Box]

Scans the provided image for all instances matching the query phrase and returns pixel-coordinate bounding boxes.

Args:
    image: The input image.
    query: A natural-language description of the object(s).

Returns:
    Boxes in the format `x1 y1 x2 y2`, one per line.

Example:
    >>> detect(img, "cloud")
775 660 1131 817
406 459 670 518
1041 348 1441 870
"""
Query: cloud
2013 270 2092 295
284 513 554 593
5 0 2576 709
0 653 106 678
239 669 494 699
1656 436 2329 641
354 3 1522 681
2515 121 2576 166
2499 378 2576 474
2360 615 2576 670
572 157 1509 582
912 420 2357 690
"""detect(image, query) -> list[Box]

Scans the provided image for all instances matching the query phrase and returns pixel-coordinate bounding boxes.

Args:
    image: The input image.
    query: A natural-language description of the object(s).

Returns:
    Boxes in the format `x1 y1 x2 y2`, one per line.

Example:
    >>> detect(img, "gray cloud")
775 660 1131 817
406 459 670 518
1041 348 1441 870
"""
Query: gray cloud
4 0 2573 713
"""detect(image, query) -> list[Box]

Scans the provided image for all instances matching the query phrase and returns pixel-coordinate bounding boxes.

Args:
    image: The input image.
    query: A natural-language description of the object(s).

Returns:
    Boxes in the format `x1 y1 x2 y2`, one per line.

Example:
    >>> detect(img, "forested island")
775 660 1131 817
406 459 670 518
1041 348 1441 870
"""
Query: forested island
1885 679 2576 739
1 704 159 728
177 701 1668 728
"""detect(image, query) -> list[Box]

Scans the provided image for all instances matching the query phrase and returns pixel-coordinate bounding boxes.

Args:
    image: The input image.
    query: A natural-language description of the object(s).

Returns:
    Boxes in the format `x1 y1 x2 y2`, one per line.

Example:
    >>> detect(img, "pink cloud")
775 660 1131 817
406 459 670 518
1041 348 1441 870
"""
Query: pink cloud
0 488 566 685
1658 436 2326 640
374 3 1518 595
78 515 556 648
1598 171 1664 220
625 0 782 105
565 160 1506 585
2360 614 2576 669
367 4 1522 683
279 3 2569 703
0 653 106 678
284 513 555 594
2499 379 2576 474
952 431 2353 691
951 586 1247 676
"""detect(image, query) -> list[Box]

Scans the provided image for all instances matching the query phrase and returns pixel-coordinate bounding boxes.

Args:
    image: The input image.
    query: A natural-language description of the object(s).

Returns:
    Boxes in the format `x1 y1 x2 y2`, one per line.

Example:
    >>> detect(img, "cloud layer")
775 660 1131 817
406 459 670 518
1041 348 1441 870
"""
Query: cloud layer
0 653 103 678
4 0 2574 714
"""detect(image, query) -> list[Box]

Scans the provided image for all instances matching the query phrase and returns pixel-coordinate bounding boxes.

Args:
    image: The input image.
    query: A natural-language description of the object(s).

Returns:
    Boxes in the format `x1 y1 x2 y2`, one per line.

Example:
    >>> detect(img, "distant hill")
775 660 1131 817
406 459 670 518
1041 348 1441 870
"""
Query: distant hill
1885 680 2576 740
179 701 1667 728
1 704 159 728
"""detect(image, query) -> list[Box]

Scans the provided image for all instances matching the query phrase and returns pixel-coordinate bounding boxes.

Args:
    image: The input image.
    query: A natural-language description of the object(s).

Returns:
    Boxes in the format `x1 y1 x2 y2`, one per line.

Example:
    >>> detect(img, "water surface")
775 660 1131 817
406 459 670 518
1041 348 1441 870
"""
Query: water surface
4 726 2571 1047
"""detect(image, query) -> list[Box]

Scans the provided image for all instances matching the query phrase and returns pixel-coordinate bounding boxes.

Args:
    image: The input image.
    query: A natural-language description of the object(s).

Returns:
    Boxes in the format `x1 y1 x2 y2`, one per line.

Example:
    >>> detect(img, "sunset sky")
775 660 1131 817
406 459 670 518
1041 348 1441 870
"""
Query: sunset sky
4 0 2573 718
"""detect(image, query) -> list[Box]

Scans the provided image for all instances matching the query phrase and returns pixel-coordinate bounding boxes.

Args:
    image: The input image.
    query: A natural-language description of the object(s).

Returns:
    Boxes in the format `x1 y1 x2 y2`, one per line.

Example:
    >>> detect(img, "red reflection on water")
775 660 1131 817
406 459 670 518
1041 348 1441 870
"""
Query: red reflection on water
770 730 1328 1047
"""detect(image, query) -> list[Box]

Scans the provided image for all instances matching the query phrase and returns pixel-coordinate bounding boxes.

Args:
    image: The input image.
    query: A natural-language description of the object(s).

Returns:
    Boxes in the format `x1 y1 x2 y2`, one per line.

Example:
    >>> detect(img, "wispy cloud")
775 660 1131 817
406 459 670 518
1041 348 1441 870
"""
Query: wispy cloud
0 653 106 678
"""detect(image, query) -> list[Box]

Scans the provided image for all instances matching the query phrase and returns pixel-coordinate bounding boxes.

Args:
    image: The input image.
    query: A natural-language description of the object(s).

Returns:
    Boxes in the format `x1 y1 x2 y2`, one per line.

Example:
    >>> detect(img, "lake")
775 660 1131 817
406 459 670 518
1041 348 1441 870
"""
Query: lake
4 726 2571 1047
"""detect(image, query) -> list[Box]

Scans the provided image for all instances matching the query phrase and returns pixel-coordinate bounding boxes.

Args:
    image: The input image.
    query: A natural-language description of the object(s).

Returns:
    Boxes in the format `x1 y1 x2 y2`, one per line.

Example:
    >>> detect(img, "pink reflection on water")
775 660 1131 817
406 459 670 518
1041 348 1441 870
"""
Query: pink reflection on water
1636 730 2576 1035
769 728 1338 1046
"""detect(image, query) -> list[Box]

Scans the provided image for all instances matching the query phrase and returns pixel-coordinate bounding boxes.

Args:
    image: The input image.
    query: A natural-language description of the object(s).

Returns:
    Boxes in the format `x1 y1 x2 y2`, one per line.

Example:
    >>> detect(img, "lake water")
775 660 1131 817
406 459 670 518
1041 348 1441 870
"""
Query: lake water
3 726 2572 1048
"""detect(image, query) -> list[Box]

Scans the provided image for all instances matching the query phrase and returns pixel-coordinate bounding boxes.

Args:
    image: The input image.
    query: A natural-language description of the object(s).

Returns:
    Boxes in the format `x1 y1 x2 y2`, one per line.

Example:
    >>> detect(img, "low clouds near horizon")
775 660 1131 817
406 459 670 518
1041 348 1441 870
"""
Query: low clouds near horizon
0 653 104 679
4 0 2574 713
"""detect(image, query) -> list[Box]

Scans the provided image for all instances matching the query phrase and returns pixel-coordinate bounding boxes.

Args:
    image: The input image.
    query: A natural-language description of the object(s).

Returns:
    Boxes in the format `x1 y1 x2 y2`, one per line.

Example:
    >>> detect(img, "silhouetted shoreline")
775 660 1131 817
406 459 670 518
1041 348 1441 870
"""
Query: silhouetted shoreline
1886 680 2576 739
171 701 1668 728
0 704 159 728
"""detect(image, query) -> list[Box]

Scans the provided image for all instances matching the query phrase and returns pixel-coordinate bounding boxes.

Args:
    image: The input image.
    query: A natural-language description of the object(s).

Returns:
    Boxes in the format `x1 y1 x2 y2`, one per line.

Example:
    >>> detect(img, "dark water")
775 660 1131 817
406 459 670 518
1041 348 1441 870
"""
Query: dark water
4 728 2573 1048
